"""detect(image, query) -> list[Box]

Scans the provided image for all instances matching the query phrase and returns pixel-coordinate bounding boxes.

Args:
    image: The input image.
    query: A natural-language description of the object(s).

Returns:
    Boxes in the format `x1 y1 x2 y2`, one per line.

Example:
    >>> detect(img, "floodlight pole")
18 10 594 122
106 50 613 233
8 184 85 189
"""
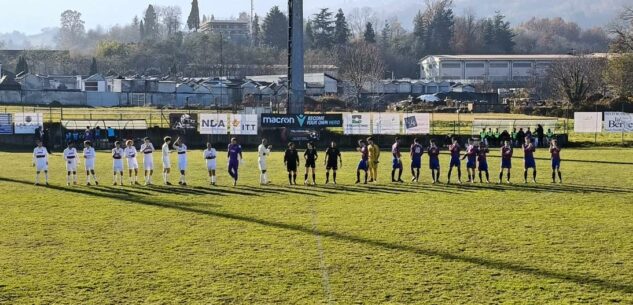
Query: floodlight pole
288 0 305 114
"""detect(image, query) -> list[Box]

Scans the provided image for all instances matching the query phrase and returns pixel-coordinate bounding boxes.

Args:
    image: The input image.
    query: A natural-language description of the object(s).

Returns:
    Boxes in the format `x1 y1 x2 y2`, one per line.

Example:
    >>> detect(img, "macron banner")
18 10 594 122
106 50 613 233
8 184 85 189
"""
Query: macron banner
199 113 229 135
0 113 13 135
574 112 602 133
343 113 371 135
260 114 342 128
229 114 258 135
14 113 43 134
372 113 401 135
404 113 431 135
604 112 633 132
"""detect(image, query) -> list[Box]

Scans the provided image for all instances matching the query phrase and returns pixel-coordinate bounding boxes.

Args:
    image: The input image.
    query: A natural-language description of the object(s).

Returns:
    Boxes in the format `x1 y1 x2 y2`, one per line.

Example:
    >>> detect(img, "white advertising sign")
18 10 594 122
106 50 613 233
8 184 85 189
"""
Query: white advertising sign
343 113 371 135
604 112 633 132
372 113 401 135
14 113 43 134
229 114 258 135
574 112 602 133
403 113 431 135
199 113 229 135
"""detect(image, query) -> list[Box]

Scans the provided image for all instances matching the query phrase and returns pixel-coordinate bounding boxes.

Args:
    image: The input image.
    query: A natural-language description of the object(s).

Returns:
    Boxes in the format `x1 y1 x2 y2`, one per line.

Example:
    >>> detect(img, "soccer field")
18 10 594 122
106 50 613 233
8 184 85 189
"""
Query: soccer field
1 148 632 304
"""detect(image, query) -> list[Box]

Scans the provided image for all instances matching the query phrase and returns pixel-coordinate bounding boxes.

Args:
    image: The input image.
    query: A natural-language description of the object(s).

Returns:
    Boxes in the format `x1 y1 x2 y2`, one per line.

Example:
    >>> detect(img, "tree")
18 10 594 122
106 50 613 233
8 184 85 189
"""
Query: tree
452 11 479 53
338 41 385 105
412 11 426 57
89 57 98 75
422 0 454 54
312 9 335 49
609 6 633 52
547 56 606 107
305 20 315 50
334 9 351 45
262 6 288 49
605 53 633 98
364 22 376 43
15 56 29 74
252 14 261 46
143 5 159 40
159 6 182 37
58 10 85 49
139 20 145 40
187 0 200 32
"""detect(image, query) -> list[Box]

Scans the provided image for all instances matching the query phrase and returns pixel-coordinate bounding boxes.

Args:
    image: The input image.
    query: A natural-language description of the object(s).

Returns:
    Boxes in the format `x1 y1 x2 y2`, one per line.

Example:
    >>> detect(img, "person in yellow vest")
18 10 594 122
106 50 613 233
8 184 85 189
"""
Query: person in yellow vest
367 137 380 183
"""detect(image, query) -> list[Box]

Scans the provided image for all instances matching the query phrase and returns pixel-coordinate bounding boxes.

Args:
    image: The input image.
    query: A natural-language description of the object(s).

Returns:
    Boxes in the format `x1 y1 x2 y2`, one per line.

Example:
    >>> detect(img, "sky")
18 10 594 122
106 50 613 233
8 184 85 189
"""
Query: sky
0 0 628 35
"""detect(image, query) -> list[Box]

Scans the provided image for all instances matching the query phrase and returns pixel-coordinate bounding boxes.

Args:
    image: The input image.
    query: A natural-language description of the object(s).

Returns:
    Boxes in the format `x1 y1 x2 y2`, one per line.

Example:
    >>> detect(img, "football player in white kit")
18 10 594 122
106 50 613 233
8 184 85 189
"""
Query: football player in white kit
140 137 155 185
83 140 99 186
112 141 125 186
32 140 49 186
174 137 188 186
203 142 217 186
63 141 79 186
161 136 173 185
124 140 140 185
258 138 273 185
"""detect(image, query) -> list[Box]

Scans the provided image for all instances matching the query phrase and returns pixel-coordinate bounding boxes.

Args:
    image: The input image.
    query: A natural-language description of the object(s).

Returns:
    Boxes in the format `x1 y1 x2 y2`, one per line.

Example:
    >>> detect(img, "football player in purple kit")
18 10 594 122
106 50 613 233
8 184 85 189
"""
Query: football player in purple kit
549 139 562 183
428 139 441 184
499 140 513 184
227 138 243 187
447 137 462 184
477 142 491 183
391 137 404 183
461 138 478 183
410 138 424 183
356 139 369 184
523 136 537 183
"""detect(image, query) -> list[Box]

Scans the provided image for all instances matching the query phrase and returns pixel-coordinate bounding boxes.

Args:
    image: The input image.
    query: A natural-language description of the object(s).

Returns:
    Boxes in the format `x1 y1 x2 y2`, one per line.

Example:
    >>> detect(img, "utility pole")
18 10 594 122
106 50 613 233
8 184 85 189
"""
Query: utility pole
287 0 304 114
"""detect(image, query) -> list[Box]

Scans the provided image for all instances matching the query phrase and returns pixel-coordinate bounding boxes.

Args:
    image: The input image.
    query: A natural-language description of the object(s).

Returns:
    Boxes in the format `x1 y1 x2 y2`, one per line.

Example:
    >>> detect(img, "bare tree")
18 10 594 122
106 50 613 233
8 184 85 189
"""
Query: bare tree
609 6 633 52
347 7 382 38
156 6 182 37
337 41 385 107
547 55 606 108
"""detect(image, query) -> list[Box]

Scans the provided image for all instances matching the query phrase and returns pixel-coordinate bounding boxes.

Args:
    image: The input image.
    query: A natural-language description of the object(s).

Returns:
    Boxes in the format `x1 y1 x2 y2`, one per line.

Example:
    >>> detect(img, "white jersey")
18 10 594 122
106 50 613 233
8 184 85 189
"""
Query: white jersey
140 143 155 170
112 147 124 171
258 144 271 171
124 146 139 169
33 146 49 171
83 147 96 170
203 148 217 170
176 143 187 171
63 147 79 171
162 143 171 169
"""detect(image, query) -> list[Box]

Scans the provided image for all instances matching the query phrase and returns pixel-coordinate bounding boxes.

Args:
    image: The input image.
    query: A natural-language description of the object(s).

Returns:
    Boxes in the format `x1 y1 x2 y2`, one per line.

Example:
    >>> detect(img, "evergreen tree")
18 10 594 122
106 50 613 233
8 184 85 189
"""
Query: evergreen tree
139 20 145 40
334 9 351 45
262 6 288 49
15 56 29 75
305 20 315 50
143 5 158 40
381 21 392 46
364 22 376 43
252 14 261 46
492 12 515 53
89 57 98 75
187 0 200 31
312 8 335 49
412 11 427 57
170 63 178 75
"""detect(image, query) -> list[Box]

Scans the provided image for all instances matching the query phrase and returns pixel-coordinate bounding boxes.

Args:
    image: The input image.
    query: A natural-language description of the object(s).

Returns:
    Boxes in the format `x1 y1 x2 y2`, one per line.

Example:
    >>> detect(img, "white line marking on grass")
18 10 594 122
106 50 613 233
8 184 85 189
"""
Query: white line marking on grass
310 203 334 305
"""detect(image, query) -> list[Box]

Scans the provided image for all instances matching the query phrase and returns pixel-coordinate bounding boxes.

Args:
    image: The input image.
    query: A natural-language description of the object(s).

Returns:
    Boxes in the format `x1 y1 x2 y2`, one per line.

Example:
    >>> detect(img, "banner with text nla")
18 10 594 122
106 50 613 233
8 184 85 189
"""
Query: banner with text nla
199 113 229 135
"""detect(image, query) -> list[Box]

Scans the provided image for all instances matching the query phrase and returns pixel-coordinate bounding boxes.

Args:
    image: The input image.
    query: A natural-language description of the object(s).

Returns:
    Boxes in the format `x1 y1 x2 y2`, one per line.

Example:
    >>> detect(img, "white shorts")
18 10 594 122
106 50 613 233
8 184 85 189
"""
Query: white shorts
144 156 154 170
113 160 124 172
127 158 139 170
206 160 217 171
162 157 171 169
258 159 267 171
66 159 78 171
85 159 95 171
36 160 48 172
178 156 187 171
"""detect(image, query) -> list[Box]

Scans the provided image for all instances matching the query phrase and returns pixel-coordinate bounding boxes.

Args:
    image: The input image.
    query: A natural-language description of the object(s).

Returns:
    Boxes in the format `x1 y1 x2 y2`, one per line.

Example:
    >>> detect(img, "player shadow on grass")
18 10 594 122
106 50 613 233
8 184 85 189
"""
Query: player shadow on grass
3 176 633 295
451 181 633 195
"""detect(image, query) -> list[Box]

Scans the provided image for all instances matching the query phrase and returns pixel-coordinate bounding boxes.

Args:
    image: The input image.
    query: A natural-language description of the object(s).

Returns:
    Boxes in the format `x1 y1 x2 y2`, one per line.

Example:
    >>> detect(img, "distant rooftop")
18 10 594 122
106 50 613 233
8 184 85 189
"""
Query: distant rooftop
420 53 611 62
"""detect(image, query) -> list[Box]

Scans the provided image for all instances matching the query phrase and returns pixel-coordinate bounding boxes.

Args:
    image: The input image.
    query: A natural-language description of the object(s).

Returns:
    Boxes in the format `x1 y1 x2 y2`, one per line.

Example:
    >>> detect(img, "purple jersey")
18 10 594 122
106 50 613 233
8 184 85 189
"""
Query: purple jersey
466 145 478 160
501 146 513 160
550 147 561 161
523 144 535 158
428 146 440 162
360 146 369 161
391 143 401 158
410 144 423 161
228 144 242 162
449 144 461 159
477 147 489 162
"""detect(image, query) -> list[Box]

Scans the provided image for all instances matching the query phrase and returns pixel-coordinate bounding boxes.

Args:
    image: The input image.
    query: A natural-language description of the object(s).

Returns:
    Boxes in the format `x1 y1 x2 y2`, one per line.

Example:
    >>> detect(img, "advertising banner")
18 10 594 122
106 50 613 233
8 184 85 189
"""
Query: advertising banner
403 113 431 135
199 113 229 135
14 113 43 134
343 113 371 135
0 113 13 135
229 114 258 135
372 113 401 135
261 114 342 128
604 112 633 132
169 113 198 130
573 112 602 133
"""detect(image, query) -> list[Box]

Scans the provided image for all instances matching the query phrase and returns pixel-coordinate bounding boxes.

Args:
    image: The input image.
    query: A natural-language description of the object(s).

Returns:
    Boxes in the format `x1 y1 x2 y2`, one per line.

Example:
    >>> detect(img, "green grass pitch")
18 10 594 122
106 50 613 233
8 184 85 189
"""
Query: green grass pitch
1 148 632 304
